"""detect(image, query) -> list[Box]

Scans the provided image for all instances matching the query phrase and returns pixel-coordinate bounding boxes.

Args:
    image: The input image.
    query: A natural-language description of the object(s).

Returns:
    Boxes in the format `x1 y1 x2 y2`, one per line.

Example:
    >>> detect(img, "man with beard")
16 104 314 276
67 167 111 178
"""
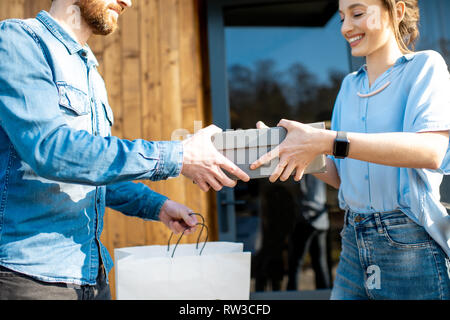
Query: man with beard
0 0 249 300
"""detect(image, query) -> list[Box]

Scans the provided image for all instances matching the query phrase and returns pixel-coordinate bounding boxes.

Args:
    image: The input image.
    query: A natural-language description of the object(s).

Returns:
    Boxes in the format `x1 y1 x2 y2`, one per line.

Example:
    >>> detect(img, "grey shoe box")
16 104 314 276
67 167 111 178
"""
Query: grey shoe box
212 122 327 179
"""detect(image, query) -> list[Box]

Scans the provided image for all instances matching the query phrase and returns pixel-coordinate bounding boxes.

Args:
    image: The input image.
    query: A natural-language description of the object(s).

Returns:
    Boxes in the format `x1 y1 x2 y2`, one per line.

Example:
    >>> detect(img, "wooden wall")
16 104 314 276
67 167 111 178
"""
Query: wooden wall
0 0 216 299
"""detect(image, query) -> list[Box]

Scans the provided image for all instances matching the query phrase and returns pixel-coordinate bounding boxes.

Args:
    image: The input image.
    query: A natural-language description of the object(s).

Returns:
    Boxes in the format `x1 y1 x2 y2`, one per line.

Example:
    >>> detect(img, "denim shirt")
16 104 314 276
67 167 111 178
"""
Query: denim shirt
330 50 450 257
0 11 183 285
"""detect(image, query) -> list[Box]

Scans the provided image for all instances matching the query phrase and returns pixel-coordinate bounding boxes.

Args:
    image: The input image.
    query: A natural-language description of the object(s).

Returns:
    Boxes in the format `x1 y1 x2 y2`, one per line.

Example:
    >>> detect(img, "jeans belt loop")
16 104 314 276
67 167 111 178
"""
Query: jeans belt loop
374 212 383 234
66 283 82 289
343 209 349 227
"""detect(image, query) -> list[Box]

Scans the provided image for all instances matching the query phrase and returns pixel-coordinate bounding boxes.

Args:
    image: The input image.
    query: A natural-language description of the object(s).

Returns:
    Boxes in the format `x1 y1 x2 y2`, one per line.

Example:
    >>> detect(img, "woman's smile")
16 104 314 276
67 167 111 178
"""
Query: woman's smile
347 33 365 47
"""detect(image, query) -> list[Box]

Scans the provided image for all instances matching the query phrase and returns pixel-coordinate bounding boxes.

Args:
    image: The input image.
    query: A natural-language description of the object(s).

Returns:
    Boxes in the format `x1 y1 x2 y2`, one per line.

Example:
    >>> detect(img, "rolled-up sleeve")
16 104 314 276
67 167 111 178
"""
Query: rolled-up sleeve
402 52 450 174
150 141 184 181
403 51 450 133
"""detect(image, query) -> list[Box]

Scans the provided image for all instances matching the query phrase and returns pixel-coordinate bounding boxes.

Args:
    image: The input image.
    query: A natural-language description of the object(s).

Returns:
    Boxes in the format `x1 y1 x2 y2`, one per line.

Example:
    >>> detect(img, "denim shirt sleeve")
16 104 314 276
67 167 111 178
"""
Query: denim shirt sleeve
105 181 167 221
0 20 183 185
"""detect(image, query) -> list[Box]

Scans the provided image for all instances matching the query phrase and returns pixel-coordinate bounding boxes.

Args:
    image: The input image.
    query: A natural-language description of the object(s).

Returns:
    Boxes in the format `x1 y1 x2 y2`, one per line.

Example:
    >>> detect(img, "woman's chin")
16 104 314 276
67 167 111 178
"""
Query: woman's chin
350 48 367 57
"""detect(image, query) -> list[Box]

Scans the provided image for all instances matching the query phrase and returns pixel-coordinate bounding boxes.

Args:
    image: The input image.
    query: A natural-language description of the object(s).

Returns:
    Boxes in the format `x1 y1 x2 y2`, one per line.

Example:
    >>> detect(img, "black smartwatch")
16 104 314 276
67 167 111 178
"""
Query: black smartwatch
333 131 350 159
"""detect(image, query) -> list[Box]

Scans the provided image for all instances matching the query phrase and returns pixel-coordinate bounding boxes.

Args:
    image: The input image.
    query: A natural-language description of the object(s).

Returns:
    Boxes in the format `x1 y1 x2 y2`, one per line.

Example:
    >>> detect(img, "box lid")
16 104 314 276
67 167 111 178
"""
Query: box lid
211 122 325 150
212 127 286 150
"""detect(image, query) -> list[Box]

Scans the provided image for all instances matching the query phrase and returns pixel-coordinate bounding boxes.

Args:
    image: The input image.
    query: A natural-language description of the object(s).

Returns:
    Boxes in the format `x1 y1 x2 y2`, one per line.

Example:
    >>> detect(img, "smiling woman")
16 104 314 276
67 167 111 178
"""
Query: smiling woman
338 0 420 85
340 0 419 54
250 0 450 300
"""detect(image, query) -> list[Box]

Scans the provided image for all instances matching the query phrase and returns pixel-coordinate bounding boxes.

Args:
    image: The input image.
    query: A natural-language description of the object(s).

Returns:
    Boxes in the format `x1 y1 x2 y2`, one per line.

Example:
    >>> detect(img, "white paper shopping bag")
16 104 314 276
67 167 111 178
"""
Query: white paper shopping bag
115 240 251 300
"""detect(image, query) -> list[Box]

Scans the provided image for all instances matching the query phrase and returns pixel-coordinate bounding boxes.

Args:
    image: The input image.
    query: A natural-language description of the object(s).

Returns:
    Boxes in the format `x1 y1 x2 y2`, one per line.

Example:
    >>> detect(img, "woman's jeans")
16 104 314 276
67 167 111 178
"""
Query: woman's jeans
331 210 450 300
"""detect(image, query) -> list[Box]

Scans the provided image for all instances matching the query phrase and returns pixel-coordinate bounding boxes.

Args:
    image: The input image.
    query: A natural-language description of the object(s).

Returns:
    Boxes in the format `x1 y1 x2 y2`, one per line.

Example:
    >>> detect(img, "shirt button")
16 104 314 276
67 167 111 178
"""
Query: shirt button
362 117 366 121
97 199 101 204
365 175 369 180
354 215 362 223
81 51 87 57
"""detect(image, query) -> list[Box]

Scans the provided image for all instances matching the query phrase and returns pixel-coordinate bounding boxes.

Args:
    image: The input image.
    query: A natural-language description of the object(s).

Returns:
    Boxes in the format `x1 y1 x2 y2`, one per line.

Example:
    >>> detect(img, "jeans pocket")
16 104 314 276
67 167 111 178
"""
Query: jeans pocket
382 217 432 248
339 224 346 238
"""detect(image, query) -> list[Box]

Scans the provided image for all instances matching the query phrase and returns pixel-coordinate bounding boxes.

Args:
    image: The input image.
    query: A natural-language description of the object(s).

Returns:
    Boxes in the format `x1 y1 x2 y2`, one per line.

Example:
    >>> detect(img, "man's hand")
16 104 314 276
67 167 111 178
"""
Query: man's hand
181 125 250 192
159 200 198 235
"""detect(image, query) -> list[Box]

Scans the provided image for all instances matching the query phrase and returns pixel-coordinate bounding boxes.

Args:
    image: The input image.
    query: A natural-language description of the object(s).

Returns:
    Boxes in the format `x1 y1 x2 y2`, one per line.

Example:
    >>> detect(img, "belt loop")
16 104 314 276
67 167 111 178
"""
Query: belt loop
66 283 82 290
343 209 349 228
374 212 383 234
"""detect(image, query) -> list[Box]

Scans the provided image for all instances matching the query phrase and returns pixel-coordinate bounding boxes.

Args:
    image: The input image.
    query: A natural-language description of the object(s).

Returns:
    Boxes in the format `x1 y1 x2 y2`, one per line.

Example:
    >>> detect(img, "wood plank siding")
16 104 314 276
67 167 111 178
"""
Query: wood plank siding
0 0 216 299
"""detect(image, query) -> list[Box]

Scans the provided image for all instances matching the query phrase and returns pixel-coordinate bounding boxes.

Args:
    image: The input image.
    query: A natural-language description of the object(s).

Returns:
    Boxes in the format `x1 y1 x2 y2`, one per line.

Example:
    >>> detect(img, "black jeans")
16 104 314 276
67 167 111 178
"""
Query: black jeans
0 265 111 300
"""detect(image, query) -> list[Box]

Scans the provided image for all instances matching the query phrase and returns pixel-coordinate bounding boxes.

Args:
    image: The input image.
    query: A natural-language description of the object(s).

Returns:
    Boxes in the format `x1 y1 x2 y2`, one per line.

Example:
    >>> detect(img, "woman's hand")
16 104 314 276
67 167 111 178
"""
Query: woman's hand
251 119 331 182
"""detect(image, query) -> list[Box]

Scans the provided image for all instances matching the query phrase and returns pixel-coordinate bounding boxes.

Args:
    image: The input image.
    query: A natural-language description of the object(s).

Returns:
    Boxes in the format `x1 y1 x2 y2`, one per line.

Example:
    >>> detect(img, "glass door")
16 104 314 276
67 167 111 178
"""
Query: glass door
207 0 350 296
225 9 350 294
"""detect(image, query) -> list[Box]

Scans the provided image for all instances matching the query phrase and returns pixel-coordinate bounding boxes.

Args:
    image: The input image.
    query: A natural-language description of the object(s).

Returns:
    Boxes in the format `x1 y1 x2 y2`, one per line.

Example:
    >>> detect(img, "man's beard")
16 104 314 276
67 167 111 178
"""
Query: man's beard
75 0 123 36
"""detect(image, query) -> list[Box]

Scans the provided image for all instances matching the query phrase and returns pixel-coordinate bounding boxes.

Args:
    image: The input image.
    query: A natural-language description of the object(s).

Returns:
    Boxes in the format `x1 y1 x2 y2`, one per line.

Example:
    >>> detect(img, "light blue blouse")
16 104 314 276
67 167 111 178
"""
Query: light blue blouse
331 50 450 257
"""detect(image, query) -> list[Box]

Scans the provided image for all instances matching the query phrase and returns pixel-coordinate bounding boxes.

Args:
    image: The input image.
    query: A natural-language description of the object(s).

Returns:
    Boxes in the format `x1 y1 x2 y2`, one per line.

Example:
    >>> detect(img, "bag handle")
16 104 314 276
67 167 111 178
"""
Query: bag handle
167 213 209 258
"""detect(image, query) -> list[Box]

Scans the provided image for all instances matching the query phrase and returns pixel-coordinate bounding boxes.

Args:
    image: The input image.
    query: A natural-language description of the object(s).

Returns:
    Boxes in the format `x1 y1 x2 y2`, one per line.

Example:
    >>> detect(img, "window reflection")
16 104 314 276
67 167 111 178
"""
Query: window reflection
226 12 349 128
225 12 349 293
417 0 450 65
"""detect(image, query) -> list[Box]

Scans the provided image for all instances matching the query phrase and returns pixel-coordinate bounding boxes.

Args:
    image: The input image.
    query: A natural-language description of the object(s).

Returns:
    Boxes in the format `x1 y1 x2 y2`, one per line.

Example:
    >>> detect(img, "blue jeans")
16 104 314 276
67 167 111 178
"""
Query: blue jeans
331 210 450 300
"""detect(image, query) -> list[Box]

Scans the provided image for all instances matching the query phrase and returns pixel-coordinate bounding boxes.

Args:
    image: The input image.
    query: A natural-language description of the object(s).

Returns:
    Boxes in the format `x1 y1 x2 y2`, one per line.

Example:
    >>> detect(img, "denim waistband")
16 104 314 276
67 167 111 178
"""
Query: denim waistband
0 263 105 290
343 209 414 230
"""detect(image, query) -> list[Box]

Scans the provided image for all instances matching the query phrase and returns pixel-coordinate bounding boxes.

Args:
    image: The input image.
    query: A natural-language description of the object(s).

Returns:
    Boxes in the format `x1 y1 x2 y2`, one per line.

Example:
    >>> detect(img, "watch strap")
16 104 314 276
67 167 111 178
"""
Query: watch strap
337 131 348 141
333 131 349 159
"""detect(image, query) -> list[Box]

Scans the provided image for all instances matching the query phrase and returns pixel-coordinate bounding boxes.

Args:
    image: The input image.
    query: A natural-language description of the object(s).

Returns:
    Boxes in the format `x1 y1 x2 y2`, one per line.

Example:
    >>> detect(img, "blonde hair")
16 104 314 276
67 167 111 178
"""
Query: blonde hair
381 0 420 53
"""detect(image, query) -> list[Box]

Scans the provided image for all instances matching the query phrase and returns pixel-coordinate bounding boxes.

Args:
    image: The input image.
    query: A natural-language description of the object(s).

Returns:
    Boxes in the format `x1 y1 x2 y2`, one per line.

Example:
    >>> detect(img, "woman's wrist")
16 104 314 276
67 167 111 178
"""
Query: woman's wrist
314 129 336 156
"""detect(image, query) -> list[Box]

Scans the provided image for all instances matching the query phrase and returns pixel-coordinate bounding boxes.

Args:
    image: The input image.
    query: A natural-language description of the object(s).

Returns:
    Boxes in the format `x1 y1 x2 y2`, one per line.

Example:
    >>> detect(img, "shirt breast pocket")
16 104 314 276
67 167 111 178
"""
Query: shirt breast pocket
57 82 91 131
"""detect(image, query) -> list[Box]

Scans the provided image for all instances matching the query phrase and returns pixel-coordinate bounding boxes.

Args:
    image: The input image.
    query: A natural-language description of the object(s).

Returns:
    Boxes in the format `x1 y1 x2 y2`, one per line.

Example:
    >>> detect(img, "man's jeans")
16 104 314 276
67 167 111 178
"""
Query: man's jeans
331 210 450 300
0 265 111 300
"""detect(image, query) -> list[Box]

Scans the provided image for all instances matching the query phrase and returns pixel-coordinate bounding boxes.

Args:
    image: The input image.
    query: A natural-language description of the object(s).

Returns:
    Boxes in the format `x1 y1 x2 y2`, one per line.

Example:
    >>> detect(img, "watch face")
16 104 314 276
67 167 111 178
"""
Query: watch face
334 139 349 158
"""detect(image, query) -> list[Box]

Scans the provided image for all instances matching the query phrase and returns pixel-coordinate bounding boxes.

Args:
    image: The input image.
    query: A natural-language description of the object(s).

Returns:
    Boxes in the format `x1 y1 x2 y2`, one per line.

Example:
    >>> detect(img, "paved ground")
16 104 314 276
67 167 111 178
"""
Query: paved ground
297 265 337 291
250 265 338 292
